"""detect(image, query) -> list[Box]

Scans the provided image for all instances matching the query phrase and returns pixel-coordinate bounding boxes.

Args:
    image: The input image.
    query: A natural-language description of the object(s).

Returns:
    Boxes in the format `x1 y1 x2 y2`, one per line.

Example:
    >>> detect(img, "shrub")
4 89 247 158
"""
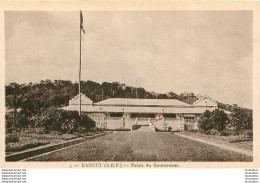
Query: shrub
6 134 20 143
220 130 232 136
5 112 29 133
231 130 240 136
105 128 130 131
205 129 219 135
39 108 95 134
242 130 253 139
189 129 204 133
80 114 96 132
247 130 253 139
90 127 105 132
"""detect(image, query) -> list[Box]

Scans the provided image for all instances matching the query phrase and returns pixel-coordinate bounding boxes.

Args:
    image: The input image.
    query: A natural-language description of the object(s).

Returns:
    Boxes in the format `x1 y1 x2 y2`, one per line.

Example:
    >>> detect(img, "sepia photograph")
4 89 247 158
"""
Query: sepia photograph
3 9 255 164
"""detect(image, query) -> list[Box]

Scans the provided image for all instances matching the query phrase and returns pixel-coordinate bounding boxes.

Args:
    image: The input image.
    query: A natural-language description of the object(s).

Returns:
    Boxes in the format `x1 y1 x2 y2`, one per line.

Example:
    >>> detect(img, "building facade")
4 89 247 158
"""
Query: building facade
62 94 218 131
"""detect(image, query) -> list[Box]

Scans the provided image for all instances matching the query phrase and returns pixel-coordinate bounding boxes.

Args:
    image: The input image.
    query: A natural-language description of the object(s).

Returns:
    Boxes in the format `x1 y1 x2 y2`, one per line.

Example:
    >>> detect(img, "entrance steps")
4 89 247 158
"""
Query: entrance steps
132 125 152 132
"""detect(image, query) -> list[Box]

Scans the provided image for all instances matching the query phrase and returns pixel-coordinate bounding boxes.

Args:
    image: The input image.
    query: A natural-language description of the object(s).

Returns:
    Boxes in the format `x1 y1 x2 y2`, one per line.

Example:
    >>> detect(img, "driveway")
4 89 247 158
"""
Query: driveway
27 131 252 162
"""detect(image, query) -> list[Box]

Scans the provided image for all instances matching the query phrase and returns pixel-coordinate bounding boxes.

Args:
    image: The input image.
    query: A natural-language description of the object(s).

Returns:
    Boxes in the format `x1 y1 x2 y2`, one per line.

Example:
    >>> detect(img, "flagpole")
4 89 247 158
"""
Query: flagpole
79 11 82 116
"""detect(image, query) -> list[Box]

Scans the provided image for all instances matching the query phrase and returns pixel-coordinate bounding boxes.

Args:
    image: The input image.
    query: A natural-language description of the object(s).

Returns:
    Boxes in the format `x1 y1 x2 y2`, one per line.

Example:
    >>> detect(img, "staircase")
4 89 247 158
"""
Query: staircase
136 118 151 126
132 125 152 132
131 118 157 132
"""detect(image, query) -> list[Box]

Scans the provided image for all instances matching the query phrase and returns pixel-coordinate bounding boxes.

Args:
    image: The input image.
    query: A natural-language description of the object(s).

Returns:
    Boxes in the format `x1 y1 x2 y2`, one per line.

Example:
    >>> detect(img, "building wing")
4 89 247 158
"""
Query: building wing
62 105 213 114
69 93 93 105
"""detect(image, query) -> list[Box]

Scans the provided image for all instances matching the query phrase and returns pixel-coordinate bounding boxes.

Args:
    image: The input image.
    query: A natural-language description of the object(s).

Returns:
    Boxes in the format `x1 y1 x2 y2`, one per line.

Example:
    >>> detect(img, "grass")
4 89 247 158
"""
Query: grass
5 131 94 154
6 142 50 153
28 131 252 162
5 135 65 154
18 132 79 140
180 131 253 151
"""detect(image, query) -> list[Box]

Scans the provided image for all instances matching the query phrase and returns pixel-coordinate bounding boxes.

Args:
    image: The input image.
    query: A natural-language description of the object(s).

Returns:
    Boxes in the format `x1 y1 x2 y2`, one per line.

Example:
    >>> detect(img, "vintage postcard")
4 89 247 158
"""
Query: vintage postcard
0 1 260 168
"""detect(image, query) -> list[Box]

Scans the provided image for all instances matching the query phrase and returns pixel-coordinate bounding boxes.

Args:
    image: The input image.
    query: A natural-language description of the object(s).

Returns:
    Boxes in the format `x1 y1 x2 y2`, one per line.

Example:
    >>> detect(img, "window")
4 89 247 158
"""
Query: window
131 113 155 118
163 113 176 118
110 112 123 117
184 117 195 122
184 117 195 120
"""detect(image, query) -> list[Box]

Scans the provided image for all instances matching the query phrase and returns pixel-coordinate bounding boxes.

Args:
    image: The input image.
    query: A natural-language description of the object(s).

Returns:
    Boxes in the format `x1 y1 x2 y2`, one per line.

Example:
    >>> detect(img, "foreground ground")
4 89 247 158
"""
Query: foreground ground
180 131 253 151
6 131 99 155
28 131 252 162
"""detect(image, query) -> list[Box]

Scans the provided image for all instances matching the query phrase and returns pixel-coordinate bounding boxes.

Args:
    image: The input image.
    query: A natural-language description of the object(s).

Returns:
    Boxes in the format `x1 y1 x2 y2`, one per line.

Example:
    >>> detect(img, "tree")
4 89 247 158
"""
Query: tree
6 112 29 132
198 110 214 131
211 109 228 132
229 108 253 132
40 108 95 134
198 110 228 132
167 91 178 99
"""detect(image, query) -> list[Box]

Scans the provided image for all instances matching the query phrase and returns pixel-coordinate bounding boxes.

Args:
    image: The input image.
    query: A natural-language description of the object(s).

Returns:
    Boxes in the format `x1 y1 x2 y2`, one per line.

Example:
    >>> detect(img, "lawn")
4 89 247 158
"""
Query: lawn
5 130 97 155
179 131 253 151
28 131 252 162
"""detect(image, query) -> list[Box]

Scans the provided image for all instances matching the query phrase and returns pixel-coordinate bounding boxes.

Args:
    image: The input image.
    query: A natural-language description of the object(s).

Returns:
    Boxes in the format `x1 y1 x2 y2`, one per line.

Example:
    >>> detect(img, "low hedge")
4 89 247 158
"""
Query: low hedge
6 142 50 152
6 134 20 144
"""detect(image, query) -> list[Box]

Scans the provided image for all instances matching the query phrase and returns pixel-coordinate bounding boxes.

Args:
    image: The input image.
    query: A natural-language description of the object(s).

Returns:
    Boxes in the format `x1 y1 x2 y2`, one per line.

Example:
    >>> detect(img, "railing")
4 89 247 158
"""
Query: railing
149 121 157 132
137 118 150 121
184 119 195 123
131 118 138 131
127 118 136 122
164 117 178 121
148 118 163 132
150 118 163 123
129 117 156 121
108 117 123 120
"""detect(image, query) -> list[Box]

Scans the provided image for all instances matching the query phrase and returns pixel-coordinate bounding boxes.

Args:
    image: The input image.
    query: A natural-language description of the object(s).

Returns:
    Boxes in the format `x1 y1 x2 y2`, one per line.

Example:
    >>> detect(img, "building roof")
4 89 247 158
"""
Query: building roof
61 105 215 114
193 97 218 107
62 95 223 114
95 98 191 107
69 93 93 105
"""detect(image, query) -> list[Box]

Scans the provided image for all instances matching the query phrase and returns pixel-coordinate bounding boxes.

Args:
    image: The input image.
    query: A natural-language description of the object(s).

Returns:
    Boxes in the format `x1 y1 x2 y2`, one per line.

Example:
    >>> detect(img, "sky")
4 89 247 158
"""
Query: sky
5 11 252 108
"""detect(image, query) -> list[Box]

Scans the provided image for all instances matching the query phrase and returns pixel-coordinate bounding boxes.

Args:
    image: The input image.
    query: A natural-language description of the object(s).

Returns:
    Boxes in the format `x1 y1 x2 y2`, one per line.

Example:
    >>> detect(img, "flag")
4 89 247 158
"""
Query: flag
80 11 85 34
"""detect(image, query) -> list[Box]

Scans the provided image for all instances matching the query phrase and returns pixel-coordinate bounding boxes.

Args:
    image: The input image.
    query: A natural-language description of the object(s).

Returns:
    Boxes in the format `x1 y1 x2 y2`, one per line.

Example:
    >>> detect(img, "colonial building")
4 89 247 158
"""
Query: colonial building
62 94 219 131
